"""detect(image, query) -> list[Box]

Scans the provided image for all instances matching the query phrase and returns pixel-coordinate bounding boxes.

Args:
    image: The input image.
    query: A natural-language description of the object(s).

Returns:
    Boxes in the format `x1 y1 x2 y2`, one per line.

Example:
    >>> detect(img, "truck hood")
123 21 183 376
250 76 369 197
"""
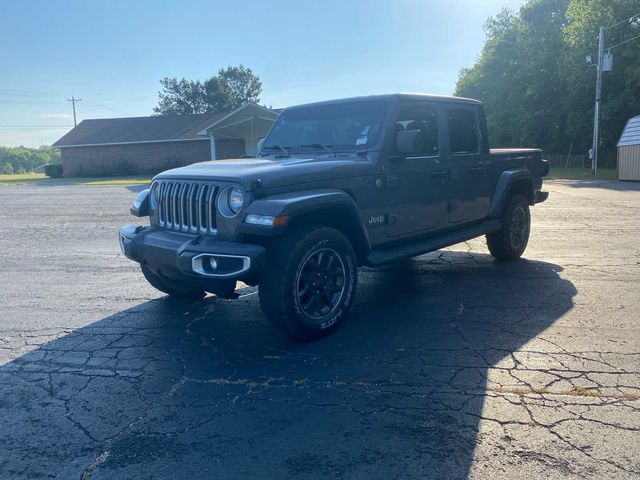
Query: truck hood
154 155 371 191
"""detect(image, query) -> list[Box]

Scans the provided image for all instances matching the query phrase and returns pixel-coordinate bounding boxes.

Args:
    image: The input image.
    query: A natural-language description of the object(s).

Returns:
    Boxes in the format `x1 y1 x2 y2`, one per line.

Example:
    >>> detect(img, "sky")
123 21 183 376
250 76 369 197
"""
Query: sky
0 0 525 148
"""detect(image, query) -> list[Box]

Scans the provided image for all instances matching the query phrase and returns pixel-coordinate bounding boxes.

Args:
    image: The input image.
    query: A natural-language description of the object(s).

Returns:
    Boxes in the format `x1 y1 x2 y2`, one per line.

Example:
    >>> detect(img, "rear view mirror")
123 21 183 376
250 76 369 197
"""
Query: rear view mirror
396 130 421 155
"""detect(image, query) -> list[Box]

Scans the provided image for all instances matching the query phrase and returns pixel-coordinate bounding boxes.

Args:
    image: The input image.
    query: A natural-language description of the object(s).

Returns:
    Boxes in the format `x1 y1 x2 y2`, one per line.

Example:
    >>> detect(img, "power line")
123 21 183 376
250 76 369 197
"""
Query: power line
608 12 640 30
0 125 73 129
0 90 126 115
0 97 125 114
590 19 640 176
608 32 640 51
0 89 62 97
83 99 125 114
0 92 54 98
0 100 66 105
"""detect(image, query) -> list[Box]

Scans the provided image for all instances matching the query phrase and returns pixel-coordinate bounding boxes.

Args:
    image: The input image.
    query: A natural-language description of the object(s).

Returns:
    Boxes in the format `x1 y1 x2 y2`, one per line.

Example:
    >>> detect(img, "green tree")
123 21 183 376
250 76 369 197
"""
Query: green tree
456 0 571 151
456 0 640 166
563 0 640 160
154 65 262 115
0 145 61 174
153 78 209 115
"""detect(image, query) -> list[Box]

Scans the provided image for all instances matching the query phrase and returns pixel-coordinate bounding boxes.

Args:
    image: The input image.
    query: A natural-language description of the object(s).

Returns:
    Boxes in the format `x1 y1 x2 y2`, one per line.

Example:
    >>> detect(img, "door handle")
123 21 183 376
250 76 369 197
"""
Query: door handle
471 166 484 173
431 170 448 177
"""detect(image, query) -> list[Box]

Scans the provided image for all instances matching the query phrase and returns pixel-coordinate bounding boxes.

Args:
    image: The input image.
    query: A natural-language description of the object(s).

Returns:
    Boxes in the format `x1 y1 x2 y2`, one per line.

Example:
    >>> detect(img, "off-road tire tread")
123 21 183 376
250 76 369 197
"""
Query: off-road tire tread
486 194 530 260
259 225 357 340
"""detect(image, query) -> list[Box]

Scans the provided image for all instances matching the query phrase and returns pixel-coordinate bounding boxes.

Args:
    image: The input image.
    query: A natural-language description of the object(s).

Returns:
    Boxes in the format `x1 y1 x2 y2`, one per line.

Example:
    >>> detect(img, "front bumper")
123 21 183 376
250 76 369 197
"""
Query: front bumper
118 225 265 282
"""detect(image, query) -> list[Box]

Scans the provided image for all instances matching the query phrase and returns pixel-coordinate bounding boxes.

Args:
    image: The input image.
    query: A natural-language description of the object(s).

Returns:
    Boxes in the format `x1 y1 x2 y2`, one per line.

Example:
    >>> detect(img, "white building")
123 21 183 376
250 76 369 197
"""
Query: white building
617 115 640 181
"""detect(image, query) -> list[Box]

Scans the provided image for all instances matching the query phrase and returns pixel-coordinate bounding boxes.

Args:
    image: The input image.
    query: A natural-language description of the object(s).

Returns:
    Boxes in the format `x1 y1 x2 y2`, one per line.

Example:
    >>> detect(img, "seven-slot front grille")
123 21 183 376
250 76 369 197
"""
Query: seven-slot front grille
152 180 219 234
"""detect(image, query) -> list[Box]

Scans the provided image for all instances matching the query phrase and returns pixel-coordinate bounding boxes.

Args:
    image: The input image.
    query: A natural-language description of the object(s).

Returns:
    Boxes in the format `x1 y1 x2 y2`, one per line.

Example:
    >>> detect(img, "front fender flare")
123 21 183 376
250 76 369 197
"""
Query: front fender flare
239 188 370 244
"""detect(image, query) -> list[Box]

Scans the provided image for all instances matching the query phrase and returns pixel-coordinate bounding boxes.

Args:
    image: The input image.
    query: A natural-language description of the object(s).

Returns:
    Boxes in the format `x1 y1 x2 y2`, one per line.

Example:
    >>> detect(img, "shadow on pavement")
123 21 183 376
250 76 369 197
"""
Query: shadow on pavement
553 178 640 191
0 251 576 479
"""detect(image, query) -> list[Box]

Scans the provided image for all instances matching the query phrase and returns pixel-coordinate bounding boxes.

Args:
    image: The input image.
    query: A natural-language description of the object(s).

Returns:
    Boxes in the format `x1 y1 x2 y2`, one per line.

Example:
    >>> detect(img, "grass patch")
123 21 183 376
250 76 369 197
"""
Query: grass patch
622 391 640 401
565 386 602 398
0 173 150 186
548 167 617 180
82 178 151 186
0 173 54 186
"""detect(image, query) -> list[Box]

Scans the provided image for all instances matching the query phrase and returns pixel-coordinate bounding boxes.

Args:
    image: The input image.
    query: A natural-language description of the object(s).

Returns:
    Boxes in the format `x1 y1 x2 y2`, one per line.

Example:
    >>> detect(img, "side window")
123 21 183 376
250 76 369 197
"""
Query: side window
448 109 478 154
395 103 439 156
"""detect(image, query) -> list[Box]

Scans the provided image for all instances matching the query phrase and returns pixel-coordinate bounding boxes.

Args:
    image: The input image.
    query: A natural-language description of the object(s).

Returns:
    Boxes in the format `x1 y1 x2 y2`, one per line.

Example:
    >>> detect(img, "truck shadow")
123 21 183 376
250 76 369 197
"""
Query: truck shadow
554 178 640 191
0 251 575 479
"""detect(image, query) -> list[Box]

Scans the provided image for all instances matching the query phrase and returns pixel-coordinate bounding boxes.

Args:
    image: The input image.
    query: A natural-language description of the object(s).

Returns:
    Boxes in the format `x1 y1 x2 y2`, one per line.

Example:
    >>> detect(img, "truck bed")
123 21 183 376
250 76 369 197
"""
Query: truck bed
490 148 543 159
490 148 547 179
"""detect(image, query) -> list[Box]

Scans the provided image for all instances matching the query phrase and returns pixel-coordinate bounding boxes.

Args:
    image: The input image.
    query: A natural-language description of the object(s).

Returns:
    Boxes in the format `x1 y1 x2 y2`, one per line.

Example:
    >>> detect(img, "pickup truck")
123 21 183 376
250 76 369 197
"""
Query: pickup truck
119 94 549 339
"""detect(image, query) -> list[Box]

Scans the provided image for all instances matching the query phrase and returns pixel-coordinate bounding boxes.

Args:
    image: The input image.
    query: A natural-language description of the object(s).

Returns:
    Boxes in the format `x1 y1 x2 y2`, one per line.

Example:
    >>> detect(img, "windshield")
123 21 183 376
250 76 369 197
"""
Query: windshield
262 100 388 154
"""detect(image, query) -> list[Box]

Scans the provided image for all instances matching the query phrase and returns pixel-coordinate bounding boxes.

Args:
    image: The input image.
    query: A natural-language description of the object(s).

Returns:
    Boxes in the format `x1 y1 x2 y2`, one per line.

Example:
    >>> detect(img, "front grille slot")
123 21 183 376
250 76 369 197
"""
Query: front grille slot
153 180 218 234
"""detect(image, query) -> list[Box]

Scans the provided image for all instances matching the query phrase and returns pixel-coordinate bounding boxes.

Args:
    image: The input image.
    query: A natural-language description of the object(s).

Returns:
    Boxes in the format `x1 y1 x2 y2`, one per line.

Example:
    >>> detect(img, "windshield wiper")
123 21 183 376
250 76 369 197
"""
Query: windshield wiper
298 143 335 155
261 145 291 156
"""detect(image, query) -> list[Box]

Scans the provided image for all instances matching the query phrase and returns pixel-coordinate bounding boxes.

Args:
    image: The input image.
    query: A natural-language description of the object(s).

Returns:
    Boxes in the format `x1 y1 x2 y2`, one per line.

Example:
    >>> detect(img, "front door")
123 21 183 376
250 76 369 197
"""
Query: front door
384 101 449 238
445 107 492 223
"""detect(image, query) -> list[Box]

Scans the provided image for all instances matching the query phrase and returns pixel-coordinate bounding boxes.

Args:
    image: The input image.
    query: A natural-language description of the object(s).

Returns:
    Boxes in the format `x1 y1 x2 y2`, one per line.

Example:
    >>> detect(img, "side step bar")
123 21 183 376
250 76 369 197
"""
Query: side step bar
366 219 502 266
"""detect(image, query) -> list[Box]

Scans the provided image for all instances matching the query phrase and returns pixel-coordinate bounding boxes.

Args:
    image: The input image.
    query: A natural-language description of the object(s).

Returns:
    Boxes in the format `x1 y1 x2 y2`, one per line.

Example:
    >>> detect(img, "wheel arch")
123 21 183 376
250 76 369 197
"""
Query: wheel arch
488 169 535 218
287 206 371 264
242 189 371 263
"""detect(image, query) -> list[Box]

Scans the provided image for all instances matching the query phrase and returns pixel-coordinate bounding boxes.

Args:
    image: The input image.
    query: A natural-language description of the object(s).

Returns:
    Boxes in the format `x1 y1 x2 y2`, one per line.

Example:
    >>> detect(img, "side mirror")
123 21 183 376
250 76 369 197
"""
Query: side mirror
130 188 150 217
256 138 265 153
395 130 421 155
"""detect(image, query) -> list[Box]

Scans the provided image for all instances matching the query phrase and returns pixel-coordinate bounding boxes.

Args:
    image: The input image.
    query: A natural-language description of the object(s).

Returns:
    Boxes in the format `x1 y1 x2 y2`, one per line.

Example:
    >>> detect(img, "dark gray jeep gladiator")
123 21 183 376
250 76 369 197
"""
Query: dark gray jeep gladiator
119 94 548 339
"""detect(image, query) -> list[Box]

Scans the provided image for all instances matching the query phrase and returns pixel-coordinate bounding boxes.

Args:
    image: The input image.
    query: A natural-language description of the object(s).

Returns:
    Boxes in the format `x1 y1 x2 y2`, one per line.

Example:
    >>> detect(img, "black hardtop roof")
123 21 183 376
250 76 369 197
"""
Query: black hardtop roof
284 93 482 111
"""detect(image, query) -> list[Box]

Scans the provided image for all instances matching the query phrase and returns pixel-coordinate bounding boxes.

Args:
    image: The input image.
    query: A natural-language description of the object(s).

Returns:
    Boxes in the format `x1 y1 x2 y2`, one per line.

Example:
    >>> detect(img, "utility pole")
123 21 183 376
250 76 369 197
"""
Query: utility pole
591 26 605 176
67 95 82 127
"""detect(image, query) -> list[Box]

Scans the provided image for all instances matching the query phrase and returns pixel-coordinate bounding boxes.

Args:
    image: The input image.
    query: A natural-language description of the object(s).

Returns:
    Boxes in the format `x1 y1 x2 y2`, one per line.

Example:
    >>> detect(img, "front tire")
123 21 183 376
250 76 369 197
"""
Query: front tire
141 264 206 300
259 226 357 339
486 194 531 260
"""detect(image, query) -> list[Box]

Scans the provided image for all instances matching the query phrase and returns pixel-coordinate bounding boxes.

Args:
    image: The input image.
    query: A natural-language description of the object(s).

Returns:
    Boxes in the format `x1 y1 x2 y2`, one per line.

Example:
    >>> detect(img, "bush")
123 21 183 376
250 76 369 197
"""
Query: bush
0 146 61 173
44 164 64 178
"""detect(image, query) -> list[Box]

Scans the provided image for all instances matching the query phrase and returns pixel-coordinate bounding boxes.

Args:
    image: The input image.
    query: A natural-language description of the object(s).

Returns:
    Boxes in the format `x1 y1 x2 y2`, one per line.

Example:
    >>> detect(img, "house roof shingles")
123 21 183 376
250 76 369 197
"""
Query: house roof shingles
52 113 222 147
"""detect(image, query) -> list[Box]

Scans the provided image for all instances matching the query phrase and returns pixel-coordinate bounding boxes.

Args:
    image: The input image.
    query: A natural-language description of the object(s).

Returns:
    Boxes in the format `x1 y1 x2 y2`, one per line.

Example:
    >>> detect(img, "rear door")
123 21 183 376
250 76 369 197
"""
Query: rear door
383 100 449 238
445 107 492 223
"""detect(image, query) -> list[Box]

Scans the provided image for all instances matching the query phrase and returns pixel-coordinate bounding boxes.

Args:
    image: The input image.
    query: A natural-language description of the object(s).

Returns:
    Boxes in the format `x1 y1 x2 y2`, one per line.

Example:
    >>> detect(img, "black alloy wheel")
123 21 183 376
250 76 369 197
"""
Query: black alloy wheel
295 248 347 320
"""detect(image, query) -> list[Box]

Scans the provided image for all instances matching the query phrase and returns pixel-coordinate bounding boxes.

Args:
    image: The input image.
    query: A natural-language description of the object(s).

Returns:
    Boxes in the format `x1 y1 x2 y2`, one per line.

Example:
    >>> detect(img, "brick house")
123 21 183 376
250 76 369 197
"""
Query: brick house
52 103 279 177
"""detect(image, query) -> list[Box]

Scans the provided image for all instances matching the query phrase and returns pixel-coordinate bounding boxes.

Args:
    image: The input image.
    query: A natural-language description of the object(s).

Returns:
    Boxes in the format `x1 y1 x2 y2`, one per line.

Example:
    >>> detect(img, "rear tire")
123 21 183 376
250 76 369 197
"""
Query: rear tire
486 194 531 260
259 226 357 340
141 264 206 300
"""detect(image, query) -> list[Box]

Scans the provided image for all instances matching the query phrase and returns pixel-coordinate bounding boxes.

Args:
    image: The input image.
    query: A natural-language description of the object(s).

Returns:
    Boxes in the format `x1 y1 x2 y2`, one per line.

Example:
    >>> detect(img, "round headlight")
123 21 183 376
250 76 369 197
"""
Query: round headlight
217 186 244 218
228 187 244 214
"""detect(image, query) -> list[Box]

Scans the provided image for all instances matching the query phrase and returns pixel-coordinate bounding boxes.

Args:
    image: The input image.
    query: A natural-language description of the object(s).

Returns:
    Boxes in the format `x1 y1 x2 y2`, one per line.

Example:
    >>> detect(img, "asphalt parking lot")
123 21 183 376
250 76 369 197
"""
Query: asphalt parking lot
0 179 638 479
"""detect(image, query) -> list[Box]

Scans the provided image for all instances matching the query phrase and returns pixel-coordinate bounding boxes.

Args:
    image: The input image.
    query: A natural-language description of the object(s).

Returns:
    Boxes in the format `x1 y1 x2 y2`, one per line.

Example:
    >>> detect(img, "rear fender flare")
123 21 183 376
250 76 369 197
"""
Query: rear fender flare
487 169 534 218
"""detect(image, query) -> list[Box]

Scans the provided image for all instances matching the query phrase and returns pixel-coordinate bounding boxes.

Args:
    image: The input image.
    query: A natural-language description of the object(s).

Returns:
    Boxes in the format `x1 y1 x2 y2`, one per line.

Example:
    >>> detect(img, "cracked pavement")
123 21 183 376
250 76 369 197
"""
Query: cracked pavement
0 179 638 479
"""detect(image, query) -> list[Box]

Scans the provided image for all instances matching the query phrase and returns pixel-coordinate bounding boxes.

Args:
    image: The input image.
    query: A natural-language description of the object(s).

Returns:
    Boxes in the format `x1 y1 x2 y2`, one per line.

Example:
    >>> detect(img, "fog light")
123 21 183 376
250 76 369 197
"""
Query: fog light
207 257 218 271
